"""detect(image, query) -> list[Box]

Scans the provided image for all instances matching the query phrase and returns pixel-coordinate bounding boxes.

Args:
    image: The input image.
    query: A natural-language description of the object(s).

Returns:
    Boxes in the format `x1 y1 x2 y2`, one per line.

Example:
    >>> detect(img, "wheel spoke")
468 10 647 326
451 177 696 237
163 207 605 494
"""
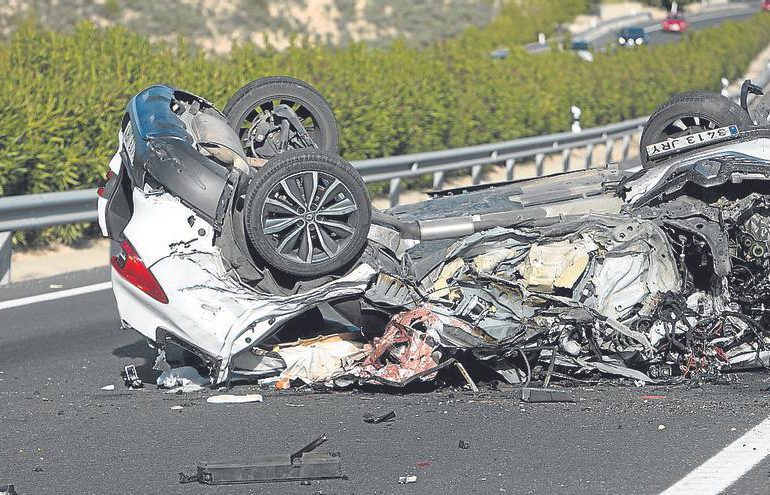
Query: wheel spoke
277 224 303 253
298 224 315 262
317 179 341 208
265 197 300 216
318 197 356 216
315 223 338 257
263 216 301 235
302 171 319 206
280 178 306 209
318 219 355 237
671 118 687 131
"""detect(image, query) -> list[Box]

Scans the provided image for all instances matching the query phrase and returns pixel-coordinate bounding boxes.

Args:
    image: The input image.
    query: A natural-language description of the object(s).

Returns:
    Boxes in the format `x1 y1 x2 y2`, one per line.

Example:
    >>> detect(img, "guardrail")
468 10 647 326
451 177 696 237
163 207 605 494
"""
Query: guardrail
1 61 769 285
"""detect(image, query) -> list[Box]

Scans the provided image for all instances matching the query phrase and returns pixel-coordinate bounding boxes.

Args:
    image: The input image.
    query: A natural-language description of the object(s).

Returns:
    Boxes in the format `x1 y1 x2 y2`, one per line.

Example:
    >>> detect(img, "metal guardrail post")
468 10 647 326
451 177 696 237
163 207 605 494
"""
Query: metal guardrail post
0 231 11 286
471 165 483 185
432 171 445 190
535 153 545 176
584 144 595 169
389 177 402 207
620 134 632 161
604 138 614 164
561 149 571 172
505 159 516 180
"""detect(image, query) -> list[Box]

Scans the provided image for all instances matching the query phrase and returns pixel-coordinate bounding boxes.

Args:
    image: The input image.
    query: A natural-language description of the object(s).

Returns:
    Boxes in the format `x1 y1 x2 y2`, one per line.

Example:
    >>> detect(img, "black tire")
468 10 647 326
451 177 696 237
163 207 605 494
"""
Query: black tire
223 76 339 159
640 90 753 168
243 149 371 278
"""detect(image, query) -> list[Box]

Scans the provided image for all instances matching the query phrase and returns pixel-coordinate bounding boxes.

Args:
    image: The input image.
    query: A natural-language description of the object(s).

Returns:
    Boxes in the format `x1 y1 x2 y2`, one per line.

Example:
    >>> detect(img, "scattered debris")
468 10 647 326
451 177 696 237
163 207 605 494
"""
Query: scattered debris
458 440 470 450
454 362 479 392
170 406 184 411
100 384 115 391
122 364 143 389
641 395 667 400
363 411 396 424
179 434 345 485
206 394 264 404
521 388 573 403
398 475 417 484
156 366 208 393
416 461 431 468
658 424 666 431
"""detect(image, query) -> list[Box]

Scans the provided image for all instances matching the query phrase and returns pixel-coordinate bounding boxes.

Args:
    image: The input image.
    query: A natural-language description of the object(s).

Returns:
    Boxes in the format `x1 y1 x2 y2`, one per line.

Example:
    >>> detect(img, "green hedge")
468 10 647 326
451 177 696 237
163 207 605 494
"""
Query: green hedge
1 2 770 245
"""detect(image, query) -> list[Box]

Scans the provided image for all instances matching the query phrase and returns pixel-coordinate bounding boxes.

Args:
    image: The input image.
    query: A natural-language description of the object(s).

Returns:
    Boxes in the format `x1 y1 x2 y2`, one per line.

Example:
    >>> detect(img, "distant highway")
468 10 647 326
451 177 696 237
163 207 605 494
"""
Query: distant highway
591 7 758 48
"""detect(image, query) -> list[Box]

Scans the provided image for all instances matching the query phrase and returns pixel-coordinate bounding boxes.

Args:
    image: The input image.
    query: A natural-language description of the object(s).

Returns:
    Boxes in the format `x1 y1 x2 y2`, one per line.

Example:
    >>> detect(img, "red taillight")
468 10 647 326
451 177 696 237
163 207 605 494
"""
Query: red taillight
111 240 169 304
97 171 116 198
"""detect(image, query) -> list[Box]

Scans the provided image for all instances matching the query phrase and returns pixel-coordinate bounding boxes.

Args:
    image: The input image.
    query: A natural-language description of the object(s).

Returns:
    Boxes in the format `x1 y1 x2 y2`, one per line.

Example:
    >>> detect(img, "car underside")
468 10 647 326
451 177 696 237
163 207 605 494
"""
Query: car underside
99 78 770 389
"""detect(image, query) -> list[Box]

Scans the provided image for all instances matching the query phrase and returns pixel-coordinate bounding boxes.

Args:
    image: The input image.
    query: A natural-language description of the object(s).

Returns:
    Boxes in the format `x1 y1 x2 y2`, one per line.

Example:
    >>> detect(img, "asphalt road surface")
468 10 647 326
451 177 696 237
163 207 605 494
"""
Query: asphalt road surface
3 270 770 494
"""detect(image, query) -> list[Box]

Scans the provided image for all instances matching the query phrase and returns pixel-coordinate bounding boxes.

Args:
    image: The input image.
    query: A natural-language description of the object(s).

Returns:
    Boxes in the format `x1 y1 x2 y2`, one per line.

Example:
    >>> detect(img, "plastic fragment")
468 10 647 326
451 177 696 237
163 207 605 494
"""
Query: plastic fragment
122 364 143 389
206 394 264 404
458 440 470 449
156 366 208 393
398 475 417 484
100 384 115 391
363 411 396 424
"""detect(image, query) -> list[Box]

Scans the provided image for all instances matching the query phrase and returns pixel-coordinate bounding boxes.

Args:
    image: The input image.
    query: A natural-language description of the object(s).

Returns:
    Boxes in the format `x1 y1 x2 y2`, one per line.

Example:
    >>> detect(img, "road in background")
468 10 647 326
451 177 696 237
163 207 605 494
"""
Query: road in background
592 8 757 48
2 270 770 494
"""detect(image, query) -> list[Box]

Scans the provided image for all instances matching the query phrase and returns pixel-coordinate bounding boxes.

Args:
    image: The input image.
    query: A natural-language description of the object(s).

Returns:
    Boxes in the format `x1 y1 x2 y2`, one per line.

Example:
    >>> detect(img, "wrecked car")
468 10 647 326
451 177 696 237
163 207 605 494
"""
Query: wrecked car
98 77 770 388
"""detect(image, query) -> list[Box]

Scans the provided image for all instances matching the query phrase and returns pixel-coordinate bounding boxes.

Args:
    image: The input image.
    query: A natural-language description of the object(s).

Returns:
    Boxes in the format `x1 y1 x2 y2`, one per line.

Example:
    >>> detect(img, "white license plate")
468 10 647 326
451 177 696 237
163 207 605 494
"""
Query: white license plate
646 125 739 159
122 121 136 163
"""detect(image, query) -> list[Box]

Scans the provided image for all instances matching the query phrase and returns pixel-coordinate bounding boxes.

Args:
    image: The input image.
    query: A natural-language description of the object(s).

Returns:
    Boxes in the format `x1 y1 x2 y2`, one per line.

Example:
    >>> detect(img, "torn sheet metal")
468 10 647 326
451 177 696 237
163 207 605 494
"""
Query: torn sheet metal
357 312 443 387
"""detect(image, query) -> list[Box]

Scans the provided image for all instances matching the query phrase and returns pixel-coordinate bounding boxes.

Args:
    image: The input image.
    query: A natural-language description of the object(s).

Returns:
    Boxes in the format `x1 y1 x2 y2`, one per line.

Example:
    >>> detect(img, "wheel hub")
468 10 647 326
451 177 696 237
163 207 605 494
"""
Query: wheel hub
260 170 359 265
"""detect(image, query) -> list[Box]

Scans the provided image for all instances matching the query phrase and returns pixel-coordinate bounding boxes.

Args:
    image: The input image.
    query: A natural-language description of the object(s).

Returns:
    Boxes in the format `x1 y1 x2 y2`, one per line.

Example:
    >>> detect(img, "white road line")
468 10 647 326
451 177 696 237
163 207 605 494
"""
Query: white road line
660 415 770 495
0 282 112 310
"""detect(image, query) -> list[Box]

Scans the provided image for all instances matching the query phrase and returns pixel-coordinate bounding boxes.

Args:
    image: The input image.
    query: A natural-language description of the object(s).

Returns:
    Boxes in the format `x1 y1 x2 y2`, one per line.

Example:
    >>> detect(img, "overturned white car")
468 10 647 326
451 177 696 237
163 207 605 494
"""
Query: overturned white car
99 78 770 388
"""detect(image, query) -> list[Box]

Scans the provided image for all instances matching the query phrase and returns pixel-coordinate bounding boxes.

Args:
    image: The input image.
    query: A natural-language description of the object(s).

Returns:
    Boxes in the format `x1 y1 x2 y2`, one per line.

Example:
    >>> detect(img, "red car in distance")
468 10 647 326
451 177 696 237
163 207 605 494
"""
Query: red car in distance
662 14 688 32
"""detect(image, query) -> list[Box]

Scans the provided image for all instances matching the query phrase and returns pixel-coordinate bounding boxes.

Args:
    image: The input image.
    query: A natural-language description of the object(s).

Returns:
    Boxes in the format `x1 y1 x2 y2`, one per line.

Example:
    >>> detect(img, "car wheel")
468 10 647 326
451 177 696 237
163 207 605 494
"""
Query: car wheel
243 149 371 278
640 90 753 168
223 76 339 159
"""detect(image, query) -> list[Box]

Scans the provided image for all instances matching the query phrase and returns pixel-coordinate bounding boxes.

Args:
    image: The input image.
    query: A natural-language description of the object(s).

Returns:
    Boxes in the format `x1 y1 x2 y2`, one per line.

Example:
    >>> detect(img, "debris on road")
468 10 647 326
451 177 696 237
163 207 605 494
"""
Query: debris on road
520 387 573 403
363 410 396 424
458 440 470 450
100 384 115 391
454 362 479 392
206 394 264 404
179 434 345 485
156 366 208 393
0 485 17 495
658 424 666 431
398 475 418 484
170 405 184 411
122 364 143 389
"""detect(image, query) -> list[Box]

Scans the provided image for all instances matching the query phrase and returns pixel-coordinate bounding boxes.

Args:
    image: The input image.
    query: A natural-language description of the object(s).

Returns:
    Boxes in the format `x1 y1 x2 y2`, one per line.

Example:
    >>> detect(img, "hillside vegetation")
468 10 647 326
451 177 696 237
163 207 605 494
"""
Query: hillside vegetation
1 0 501 53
